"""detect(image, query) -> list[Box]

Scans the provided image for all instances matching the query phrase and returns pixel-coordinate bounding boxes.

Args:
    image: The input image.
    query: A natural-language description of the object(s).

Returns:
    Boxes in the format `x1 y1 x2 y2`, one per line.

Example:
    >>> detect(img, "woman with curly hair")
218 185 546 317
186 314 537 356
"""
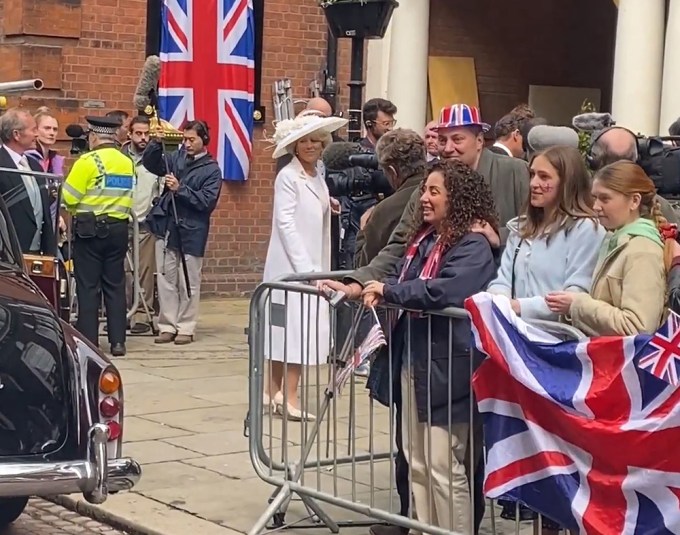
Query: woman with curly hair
362 159 499 534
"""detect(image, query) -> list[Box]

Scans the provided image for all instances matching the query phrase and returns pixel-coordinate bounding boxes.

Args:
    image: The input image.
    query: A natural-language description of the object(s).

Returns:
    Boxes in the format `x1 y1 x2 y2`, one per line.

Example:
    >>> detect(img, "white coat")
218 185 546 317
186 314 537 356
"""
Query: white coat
262 157 331 366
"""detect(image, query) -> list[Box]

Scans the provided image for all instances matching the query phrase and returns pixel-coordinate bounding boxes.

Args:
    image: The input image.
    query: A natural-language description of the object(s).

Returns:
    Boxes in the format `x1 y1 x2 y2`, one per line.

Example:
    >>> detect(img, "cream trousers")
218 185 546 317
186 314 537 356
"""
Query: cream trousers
155 240 203 336
401 367 471 534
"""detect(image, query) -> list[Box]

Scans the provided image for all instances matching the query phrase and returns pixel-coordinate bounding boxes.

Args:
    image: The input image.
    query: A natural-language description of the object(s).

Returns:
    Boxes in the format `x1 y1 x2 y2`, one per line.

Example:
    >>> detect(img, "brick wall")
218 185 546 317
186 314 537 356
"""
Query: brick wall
429 0 618 127
0 0 350 296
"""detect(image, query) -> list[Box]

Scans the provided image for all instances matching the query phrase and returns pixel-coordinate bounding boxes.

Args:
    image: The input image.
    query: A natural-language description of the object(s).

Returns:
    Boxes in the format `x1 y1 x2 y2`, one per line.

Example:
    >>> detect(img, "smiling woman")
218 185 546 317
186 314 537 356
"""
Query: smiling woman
262 114 347 421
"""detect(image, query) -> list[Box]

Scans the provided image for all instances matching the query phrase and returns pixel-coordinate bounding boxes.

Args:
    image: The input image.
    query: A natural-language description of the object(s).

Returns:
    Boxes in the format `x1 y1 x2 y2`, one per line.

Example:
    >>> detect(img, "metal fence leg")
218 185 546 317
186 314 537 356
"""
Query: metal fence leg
248 484 292 535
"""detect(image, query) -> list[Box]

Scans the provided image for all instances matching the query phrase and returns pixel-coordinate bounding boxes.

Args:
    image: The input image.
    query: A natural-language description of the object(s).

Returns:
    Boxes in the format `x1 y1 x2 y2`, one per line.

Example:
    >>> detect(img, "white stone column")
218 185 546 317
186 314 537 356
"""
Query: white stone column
365 24 392 101
660 0 680 135
611 0 665 135
385 0 430 130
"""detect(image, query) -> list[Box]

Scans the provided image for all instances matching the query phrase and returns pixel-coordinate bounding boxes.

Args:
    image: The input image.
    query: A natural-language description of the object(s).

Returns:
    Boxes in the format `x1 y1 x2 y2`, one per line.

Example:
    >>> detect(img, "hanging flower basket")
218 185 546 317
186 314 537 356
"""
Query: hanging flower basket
319 0 399 40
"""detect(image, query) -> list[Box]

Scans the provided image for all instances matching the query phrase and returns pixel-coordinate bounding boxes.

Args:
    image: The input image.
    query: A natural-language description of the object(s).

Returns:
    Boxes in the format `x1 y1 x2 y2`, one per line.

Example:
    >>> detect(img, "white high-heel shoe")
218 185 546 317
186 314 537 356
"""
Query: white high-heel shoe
262 392 277 412
273 392 316 422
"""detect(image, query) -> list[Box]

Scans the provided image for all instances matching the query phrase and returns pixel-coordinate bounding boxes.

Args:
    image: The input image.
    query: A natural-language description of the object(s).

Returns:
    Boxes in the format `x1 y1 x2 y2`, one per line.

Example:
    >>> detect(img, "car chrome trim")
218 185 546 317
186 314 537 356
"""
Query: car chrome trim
0 424 141 503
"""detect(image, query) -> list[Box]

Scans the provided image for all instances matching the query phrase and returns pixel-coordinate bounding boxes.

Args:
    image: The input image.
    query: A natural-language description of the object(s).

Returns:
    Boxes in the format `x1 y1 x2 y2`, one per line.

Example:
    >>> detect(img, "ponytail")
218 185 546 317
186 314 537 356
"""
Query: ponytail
654 201 677 271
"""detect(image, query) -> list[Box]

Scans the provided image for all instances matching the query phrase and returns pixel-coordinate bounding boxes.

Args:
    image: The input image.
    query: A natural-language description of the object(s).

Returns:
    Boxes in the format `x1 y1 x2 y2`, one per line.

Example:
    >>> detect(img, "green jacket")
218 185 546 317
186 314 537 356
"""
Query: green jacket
347 148 530 285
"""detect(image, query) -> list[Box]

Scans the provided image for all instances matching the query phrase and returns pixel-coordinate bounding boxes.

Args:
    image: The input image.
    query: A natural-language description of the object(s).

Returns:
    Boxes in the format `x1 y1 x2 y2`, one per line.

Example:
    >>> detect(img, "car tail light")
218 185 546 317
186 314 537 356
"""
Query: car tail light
100 370 121 394
99 396 120 418
98 367 123 447
107 420 122 441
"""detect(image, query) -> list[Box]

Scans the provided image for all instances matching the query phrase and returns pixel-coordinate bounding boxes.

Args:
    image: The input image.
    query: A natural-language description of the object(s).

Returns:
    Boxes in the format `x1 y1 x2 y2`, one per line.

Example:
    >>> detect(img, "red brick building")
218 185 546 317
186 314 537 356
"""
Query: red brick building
4 0 671 297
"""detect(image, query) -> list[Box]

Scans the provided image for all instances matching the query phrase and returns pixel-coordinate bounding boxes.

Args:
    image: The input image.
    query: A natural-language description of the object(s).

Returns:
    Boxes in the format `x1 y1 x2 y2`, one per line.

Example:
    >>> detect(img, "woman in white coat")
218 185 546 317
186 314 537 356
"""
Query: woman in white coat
263 113 347 421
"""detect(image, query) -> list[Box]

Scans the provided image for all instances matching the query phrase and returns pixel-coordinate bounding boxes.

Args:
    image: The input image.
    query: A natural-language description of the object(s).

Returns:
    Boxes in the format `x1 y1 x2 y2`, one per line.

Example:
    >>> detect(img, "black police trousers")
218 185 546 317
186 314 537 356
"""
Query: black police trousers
73 220 128 346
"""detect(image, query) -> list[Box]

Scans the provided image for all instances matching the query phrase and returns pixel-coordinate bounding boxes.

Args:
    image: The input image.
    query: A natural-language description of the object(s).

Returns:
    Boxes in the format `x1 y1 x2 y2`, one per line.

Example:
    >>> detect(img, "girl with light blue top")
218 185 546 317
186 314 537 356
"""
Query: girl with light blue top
488 145 606 324
487 145 606 532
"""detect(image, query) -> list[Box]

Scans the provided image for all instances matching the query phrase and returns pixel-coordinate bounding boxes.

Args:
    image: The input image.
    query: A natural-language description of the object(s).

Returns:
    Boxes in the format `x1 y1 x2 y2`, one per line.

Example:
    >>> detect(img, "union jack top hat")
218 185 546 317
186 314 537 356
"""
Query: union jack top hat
435 104 491 132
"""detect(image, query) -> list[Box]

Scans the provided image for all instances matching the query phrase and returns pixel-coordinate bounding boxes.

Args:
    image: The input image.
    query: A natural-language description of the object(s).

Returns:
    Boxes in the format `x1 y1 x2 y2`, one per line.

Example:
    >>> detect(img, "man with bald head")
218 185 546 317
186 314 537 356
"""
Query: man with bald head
590 127 679 223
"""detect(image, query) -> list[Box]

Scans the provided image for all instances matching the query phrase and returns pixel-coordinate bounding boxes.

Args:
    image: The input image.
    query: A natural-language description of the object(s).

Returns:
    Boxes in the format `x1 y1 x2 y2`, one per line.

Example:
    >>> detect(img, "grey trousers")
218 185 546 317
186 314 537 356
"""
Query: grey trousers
155 240 203 336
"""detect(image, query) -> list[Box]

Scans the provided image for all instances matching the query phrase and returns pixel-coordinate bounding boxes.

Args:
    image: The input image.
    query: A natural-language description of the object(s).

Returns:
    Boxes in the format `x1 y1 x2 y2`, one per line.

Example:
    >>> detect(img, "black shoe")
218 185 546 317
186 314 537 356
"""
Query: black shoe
130 322 151 334
110 343 126 357
369 525 408 535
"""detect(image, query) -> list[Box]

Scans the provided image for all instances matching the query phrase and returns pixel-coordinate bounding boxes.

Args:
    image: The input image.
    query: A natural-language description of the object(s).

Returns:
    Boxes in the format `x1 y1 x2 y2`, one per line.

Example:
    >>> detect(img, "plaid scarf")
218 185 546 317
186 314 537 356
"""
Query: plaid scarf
397 225 447 283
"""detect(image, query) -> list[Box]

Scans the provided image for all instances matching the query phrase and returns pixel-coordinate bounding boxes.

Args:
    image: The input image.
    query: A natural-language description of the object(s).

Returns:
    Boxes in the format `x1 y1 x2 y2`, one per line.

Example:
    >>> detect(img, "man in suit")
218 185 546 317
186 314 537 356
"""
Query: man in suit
0 108 55 254
490 112 525 157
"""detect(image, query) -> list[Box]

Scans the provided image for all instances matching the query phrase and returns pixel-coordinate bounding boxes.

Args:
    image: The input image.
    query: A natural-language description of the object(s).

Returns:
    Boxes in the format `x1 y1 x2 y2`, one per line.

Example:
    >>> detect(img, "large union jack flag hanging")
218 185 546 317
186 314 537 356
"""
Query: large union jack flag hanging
158 0 255 181
466 293 680 534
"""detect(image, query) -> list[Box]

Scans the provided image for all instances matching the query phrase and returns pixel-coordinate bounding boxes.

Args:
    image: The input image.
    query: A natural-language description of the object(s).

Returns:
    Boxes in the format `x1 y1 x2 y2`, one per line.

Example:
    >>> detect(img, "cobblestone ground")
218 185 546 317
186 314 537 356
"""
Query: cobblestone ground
3 499 128 535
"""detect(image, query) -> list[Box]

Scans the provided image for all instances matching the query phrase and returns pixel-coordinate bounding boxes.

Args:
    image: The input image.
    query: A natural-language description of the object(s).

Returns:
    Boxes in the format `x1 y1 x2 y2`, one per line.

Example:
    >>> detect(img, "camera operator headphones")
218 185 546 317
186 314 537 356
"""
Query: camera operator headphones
585 126 638 171
192 120 211 146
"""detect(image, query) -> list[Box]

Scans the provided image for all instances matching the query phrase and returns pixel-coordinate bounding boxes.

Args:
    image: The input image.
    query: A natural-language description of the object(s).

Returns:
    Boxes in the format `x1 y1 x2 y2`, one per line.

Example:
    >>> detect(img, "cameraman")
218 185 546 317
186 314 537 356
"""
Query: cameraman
338 98 397 270
355 129 426 268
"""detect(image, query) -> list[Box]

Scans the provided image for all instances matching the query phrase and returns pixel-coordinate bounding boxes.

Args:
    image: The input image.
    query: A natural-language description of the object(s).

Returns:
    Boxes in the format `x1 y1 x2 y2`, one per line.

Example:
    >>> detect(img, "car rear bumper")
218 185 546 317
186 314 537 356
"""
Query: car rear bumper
0 424 141 504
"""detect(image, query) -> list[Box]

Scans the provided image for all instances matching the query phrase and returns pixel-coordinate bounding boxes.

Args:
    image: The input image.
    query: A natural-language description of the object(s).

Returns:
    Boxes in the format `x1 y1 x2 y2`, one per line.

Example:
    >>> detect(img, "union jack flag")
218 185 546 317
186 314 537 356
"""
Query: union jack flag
639 311 680 385
158 0 255 181
465 292 680 534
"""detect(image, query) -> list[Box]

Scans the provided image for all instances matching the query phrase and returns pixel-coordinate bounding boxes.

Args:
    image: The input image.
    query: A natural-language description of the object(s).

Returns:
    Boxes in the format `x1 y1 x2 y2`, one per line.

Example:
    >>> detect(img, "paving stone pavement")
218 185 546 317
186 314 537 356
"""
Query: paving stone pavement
56 298 534 535
4 499 129 534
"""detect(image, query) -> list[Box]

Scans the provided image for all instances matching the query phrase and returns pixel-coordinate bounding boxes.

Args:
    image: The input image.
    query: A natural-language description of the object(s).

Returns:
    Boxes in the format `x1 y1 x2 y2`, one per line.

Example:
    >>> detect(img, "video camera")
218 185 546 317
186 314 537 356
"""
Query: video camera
322 143 393 198
636 135 680 197
65 124 89 155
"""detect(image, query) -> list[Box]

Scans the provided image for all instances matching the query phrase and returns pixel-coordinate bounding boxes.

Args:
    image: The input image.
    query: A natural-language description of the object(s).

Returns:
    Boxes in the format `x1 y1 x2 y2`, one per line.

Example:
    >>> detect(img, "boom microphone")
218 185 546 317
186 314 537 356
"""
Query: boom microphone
322 142 362 170
572 112 616 133
133 55 162 111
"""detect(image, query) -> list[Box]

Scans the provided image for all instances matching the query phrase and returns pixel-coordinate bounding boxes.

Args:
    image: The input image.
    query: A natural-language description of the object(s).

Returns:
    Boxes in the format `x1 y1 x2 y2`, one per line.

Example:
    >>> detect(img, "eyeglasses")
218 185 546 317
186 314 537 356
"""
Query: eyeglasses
375 119 397 128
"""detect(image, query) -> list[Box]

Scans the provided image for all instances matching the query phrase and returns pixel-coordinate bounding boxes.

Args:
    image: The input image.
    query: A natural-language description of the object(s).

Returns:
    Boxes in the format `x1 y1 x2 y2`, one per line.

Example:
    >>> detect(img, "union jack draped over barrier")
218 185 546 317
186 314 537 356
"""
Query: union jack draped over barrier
465 292 680 534
158 0 255 181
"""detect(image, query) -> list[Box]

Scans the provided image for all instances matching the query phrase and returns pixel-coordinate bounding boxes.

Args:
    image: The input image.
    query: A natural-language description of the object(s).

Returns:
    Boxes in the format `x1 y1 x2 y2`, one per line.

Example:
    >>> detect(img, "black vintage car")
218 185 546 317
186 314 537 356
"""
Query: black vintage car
0 178 141 525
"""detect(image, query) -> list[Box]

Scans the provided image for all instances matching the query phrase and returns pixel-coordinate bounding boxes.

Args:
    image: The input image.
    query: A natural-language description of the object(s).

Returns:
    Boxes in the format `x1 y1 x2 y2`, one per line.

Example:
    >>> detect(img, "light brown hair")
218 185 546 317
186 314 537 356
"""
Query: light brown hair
594 160 674 269
521 145 597 242
33 106 56 126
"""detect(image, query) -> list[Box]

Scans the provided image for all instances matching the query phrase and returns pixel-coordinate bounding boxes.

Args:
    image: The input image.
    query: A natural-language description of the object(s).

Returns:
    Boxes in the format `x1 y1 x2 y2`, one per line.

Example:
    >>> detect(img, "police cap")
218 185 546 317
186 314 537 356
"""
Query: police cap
85 115 121 135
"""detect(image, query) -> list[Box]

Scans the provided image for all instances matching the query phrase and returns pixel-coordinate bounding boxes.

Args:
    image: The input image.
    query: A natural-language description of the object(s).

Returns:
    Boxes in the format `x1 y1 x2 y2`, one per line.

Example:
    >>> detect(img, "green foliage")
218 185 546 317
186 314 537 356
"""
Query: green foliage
577 98 597 157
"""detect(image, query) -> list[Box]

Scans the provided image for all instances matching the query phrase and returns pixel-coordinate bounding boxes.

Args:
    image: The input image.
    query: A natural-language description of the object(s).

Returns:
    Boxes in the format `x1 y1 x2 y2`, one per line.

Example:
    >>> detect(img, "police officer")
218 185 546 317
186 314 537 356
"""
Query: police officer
62 116 135 356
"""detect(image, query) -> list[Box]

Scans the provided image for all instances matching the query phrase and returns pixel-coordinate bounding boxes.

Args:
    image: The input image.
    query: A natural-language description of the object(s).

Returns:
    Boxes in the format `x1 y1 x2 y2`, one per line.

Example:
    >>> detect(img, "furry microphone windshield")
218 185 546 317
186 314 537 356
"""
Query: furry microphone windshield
572 112 616 133
133 55 161 111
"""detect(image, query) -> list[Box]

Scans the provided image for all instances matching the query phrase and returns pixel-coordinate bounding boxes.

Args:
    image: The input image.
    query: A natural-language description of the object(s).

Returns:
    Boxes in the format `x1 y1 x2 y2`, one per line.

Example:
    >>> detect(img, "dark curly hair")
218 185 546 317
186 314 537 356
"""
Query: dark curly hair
409 159 499 248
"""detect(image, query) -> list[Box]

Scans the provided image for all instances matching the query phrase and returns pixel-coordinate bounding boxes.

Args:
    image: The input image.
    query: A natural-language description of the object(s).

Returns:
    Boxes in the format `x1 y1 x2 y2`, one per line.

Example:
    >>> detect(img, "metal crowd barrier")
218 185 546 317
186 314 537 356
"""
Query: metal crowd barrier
246 272 586 535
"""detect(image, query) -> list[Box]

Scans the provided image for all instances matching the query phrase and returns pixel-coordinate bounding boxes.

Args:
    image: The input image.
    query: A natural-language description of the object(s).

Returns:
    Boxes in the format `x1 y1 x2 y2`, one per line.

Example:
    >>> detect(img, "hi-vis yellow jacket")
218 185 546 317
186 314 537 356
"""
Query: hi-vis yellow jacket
62 147 136 220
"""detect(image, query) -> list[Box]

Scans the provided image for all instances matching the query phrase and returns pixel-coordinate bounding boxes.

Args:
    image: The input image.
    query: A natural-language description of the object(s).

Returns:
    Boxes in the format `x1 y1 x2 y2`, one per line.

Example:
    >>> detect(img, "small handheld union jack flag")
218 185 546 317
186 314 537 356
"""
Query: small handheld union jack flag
329 310 386 397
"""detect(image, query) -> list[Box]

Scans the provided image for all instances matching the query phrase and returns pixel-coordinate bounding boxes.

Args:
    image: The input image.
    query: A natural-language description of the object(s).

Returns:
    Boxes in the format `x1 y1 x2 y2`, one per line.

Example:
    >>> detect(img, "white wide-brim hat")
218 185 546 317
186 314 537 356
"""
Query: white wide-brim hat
272 115 348 159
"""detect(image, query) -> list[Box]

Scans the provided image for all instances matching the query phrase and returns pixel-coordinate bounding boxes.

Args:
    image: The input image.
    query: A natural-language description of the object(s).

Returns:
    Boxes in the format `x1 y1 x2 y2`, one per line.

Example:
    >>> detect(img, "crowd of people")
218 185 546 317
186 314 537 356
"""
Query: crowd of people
261 97 680 534
0 107 220 356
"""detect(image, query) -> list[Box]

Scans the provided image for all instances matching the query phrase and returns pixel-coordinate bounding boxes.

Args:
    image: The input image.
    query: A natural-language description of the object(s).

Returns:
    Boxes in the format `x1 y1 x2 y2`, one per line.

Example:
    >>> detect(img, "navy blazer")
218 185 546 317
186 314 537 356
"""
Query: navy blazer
367 232 497 426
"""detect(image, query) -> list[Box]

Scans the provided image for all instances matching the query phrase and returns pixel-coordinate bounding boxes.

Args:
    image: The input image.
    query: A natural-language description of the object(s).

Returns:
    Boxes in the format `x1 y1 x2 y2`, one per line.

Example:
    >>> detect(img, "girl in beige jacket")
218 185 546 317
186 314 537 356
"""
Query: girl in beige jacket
545 161 673 336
